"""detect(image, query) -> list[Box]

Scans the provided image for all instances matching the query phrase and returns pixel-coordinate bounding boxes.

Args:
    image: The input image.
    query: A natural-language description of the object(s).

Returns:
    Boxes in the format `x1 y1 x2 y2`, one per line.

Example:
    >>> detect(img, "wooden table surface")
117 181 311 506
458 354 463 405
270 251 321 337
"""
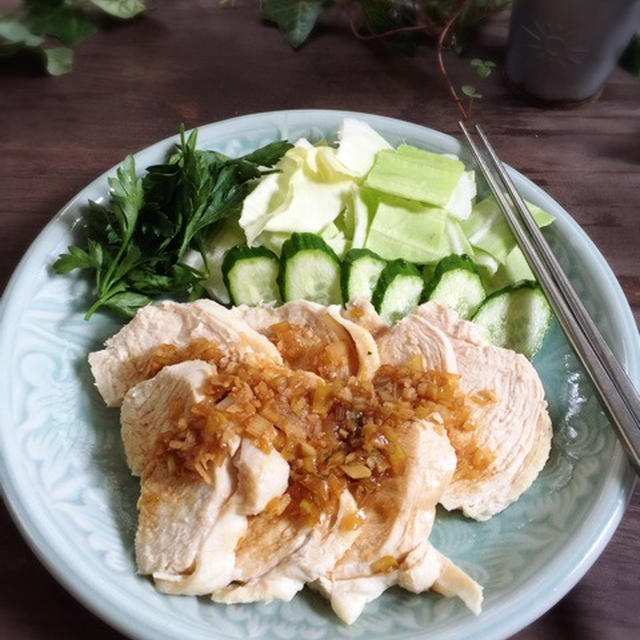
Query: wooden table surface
1 2 639 638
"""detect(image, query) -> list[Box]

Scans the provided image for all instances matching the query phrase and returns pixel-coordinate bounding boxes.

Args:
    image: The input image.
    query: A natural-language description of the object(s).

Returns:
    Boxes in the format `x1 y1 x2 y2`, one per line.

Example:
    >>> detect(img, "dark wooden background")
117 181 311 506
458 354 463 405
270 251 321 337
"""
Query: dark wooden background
1 2 638 638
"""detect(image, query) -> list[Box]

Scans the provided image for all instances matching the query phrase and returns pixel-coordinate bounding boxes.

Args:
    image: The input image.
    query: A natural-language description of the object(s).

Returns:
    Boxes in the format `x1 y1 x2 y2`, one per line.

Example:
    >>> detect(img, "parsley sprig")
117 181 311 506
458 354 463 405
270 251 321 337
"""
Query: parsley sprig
54 126 292 319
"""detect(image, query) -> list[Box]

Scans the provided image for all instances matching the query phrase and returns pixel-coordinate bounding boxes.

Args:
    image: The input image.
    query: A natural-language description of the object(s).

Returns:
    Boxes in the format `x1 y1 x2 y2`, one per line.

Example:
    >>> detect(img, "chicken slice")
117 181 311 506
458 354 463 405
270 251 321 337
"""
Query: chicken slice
154 438 290 596
230 300 379 380
313 419 478 623
135 457 235 576
374 308 458 373
438 341 552 520
331 419 455 579
120 360 290 591
121 360 216 474
413 301 487 346
342 298 387 337
326 306 379 380
313 542 482 624
89 299 282 407
211 490 361 605
383 302 552 521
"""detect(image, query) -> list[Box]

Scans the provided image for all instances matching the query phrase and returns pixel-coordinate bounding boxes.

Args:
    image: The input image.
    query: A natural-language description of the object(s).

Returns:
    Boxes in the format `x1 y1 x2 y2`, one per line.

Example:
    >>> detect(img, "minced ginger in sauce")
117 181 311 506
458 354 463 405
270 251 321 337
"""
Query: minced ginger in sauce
148 330 496 530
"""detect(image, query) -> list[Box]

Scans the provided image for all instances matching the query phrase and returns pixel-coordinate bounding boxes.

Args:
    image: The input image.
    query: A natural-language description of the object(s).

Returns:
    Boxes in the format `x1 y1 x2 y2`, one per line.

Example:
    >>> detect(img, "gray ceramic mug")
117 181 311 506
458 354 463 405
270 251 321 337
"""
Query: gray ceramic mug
505 0 640 104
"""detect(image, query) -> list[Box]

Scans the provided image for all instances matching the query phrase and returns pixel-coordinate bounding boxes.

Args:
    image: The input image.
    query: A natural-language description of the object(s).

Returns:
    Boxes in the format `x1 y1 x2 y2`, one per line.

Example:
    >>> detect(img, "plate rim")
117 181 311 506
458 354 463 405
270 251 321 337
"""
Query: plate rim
1 108 638 640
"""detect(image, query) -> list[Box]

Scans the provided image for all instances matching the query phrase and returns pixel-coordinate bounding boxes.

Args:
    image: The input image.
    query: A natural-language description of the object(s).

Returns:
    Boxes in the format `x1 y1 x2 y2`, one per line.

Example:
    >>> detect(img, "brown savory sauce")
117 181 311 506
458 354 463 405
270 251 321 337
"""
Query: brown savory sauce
149 339 496 526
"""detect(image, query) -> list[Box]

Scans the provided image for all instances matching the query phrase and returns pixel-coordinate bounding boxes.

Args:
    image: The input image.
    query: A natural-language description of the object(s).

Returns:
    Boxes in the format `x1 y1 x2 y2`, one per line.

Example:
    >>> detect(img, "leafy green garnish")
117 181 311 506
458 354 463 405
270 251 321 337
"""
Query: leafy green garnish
53 126 292 319
0 0 145 75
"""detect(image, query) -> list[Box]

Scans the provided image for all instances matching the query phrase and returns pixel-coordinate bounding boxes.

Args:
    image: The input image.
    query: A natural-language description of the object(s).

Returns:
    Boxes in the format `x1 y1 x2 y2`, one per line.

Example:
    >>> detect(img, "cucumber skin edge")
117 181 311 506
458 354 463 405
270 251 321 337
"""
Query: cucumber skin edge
471 279 542 314
277 232 341 303
422 253 480 302
221 244 280 306
471 279 552 359
340 248 386 304
371 259 423 314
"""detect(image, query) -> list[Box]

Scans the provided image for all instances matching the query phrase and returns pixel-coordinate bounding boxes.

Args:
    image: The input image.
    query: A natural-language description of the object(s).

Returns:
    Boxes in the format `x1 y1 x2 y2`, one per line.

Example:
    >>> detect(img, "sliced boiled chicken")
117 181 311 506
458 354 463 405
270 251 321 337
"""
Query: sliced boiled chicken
375 307 458 373
365 301 551 521
213 419 481 623
415 303 552 520
90 293 555 624
135 453 237 576
120 360 290 591
342 297 387 337
230 300 379 380
89 299 282 407
314 418 481 623
314 541 482 624
330 419 454 580
121 359 215 475
212 490 361 605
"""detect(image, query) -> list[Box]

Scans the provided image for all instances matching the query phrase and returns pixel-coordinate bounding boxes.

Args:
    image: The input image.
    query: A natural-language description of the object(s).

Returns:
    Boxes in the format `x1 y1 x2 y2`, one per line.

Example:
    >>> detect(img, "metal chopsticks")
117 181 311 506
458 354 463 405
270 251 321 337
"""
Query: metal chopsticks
458 121 640 474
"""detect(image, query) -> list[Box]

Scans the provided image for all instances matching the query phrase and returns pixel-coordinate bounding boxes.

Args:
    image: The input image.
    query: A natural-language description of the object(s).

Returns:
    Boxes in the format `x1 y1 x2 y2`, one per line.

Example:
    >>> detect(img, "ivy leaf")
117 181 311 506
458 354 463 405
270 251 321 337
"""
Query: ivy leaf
361 0 420 55
0 18 44 48
25 3 96 46
42 46 73 75
261 0 331 48
471 58 496 78
90 0 146 19
461 84 482 98
619 33 640 76
0 1 145 76
470 57 496 78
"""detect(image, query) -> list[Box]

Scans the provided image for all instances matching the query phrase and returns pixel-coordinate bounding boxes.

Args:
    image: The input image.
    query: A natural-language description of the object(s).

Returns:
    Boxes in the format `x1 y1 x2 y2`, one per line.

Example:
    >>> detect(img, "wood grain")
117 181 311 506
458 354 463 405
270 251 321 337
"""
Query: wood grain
1 2 639 638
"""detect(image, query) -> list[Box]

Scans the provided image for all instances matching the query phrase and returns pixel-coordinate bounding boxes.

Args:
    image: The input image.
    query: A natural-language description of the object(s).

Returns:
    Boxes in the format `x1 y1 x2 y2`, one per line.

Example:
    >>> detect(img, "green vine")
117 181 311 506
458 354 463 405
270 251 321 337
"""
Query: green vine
261 0 512 119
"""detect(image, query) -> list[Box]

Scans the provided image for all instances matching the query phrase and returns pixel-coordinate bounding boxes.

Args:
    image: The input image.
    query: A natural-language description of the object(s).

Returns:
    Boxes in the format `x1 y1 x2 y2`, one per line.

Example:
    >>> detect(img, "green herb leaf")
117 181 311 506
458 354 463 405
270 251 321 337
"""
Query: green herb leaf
0 18 44 48
102 291 153 318
108 155 144 241
90 0 146 20
53 125 292 320
261 0 330 48
53 245 93 273
26 3 96 46
42 46 73 75
461 84 482 99
470 58 496 79
240 140 294 167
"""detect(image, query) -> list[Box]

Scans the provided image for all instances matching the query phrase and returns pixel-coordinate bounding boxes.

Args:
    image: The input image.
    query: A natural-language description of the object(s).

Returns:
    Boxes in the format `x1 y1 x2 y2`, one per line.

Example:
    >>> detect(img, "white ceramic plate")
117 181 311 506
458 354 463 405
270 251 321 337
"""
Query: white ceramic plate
1 110 638 640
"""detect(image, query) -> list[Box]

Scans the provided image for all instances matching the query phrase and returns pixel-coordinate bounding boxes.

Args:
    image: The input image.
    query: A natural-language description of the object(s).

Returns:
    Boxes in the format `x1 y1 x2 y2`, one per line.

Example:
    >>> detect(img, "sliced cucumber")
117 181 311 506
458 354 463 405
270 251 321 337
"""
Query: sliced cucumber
341 248 387 302
222 245 281 306
422 254 485 320
472 280 552 359
279 232 342 305
372 259 424 325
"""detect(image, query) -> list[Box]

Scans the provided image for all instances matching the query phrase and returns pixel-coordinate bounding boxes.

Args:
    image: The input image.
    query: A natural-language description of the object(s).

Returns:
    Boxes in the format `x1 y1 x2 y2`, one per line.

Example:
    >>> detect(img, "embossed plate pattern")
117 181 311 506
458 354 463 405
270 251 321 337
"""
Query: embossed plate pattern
1 110 638 640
